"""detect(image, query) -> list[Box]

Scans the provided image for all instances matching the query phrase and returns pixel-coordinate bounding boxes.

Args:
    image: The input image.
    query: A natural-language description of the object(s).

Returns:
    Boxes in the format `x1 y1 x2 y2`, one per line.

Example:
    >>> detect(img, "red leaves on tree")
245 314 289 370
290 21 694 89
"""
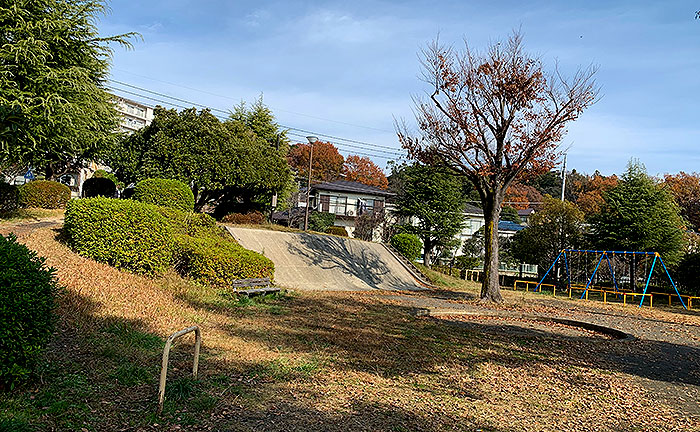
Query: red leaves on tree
287 141 344 182
504 183 543 210
575 174 618 215
663 172 700 230
342 155 388 189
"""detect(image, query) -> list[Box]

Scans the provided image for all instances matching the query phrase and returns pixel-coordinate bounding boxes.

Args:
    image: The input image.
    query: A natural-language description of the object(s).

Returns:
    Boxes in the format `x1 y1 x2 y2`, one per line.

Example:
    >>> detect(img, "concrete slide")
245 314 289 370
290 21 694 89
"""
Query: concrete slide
226 227 426 291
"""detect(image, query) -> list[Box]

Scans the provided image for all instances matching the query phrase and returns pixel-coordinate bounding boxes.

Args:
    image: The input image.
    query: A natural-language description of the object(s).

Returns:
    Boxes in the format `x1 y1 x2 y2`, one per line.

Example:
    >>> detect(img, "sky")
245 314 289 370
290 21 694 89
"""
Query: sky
100 1 700 176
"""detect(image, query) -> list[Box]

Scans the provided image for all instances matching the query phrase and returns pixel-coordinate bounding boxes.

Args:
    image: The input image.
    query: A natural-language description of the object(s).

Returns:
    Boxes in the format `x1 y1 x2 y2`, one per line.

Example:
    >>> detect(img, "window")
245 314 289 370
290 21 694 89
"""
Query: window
330 196 347 215
318 195 348 215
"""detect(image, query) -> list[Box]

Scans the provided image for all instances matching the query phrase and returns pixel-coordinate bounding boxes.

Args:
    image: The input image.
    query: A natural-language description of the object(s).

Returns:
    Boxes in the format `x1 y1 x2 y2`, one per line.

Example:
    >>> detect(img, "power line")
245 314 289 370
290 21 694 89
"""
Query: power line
107 86 403 161
107 79 403 153
111 68 395 133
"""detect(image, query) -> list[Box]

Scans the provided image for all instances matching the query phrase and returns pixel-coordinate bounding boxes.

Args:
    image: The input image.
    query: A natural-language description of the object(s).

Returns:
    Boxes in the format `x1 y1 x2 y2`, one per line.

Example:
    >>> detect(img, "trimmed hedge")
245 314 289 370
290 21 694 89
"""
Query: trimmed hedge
82 177 116 198
64 198 173 275
0 182 19 215
221 211 265 225
19 180 71 209
133 178 194 212
326 226 349 237
0 234 57 387
173 235 274 290
390 233 422 261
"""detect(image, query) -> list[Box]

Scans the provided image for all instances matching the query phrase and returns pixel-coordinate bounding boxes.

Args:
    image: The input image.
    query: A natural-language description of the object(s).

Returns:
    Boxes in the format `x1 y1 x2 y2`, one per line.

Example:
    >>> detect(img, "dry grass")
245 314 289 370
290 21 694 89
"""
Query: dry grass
0 208 64 225
0 226 698 431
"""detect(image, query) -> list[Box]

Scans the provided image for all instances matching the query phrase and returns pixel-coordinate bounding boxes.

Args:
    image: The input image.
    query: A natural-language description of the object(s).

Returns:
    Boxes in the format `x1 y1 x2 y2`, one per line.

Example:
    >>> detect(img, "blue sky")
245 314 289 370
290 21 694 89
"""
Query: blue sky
101 1 700 176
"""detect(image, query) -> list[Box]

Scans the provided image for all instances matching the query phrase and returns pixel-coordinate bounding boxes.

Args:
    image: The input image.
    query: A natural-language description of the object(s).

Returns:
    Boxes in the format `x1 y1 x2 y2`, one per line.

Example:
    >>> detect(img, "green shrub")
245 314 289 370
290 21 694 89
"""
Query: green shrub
82 177 116 198
18 180 71 209
173 235 274 290
151 206 223 239
0 234 58 387
93 169 122 188
64 198 173 275
326 226 348 236
0 182 19 215
221 211 265 225
308 211 335 232
133 178 194 212
390 233 422 261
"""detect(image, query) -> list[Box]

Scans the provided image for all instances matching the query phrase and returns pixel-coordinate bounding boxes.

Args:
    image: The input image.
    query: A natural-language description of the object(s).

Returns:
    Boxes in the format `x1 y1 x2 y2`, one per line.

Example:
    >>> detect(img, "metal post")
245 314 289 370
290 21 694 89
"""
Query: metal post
158 326 202 415
639 255 657 308
536 250 564 292
657 255 688 310
581 252 605 299
303 136 318 231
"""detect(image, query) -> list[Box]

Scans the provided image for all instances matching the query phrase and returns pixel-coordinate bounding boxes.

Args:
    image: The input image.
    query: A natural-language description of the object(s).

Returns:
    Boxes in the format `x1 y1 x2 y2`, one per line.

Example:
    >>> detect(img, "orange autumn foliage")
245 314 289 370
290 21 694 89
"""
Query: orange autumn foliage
287 141 344 182
342 155 388 189
663 172 700 230
504 183 543 210
575 174 618 215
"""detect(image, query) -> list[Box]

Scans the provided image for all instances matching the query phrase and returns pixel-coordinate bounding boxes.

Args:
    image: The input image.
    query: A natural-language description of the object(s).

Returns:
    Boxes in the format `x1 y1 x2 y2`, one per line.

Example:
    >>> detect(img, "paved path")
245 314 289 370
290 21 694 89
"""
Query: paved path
227 227 426 291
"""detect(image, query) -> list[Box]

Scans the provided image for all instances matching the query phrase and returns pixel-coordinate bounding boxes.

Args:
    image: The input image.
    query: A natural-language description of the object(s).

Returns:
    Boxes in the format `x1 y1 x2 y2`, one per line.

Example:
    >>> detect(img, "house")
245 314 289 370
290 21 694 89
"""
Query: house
498 220 526 238
517 208 536 225
273 180 394 239
309 180 393 238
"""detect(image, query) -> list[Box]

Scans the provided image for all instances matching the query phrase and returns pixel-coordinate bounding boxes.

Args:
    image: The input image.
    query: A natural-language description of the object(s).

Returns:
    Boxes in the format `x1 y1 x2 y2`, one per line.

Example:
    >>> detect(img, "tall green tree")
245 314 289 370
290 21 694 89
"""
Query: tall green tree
107 107 292 213
0 0 137 178
391 164 466 267
510 196 586 276
590 160 685 271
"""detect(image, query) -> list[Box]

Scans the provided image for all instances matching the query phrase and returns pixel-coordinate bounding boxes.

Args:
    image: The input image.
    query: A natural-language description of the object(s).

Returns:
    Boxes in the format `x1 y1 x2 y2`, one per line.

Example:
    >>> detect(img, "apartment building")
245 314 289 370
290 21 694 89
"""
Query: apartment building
113 96 154 133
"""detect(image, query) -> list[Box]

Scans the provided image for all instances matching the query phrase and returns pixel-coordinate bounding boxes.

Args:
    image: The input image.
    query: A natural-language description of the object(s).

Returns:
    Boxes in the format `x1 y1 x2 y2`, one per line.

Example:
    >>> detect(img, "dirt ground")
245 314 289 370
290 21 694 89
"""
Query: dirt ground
2 221 700 431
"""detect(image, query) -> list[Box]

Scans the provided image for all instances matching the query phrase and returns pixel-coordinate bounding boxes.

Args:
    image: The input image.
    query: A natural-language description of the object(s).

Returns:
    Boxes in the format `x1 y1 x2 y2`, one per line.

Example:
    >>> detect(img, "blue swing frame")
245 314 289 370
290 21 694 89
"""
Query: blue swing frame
535 249 687 310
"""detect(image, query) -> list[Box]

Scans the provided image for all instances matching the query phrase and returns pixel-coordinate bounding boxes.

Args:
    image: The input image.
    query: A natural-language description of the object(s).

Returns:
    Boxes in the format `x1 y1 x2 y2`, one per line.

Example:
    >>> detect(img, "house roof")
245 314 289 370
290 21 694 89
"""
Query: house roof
517 208 536 216
464 203 484 215
311 180 394 197
498 220 526 232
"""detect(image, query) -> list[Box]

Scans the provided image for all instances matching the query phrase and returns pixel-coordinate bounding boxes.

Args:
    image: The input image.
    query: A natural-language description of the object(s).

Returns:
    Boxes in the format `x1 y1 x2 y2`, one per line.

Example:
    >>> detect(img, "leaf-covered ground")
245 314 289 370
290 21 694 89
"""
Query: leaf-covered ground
0 224 699 431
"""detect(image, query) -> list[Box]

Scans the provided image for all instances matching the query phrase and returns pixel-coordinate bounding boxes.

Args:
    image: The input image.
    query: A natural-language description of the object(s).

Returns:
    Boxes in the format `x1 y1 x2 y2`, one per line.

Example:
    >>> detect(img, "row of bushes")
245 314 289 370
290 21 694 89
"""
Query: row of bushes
1 176 197 214
0 180 72 213
64 197 274 287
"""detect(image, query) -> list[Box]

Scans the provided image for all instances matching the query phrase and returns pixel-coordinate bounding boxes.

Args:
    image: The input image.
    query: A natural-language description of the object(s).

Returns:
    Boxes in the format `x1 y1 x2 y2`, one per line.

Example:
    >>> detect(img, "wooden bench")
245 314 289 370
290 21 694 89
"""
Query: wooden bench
232 277 280 297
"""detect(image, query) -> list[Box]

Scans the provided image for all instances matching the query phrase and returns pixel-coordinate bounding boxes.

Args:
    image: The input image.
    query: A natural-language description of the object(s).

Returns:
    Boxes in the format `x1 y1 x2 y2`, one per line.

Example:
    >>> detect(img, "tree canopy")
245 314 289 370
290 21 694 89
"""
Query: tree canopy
343 155 388 189
0 0 136 179
590 161 685 265
107 106 292 213
391 164 466 267
510 196 586 275
287 141 344 182
398 31 597 301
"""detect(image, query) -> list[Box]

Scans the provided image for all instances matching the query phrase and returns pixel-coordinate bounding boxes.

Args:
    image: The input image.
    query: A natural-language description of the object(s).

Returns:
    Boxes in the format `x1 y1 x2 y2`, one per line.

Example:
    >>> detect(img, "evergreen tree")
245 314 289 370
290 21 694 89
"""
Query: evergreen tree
0 0 137 178
590 160 685 266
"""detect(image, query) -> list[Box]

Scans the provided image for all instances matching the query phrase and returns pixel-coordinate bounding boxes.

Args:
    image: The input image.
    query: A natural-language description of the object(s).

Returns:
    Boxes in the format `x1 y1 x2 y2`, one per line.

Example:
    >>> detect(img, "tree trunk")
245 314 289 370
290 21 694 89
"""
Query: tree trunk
481 201 503 302
423 243 433 268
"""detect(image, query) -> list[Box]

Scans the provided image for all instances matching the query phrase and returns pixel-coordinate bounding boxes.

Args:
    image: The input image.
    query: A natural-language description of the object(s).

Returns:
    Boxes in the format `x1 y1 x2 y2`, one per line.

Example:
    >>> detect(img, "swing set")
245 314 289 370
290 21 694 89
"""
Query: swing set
534 249 688 310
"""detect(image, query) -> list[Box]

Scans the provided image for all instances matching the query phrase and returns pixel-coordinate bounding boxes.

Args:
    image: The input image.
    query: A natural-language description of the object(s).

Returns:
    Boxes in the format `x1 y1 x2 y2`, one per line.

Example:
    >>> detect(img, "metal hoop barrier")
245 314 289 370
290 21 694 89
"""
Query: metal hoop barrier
158 326 202 415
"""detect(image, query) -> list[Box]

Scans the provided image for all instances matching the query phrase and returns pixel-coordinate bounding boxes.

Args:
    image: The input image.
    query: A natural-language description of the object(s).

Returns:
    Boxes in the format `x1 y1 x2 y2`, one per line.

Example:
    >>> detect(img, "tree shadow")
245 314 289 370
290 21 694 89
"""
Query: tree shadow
287 233 420 291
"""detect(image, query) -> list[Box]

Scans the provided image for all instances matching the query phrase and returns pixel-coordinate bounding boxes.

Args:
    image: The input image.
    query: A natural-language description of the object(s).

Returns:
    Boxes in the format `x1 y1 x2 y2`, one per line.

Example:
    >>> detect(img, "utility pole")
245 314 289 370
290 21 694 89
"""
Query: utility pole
560 153 567 201
303 136 318 231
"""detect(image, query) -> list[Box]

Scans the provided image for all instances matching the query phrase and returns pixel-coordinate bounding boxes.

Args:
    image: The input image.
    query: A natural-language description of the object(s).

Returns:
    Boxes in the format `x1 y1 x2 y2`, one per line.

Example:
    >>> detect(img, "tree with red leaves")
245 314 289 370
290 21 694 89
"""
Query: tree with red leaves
287 141 344 182
504 183 543 210
398 32 598 302
343 155 388 189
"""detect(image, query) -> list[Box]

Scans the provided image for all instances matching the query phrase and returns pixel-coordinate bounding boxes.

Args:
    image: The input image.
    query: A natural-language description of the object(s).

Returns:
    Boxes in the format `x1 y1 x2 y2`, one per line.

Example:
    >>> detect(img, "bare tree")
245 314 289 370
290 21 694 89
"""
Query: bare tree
397 32 598 302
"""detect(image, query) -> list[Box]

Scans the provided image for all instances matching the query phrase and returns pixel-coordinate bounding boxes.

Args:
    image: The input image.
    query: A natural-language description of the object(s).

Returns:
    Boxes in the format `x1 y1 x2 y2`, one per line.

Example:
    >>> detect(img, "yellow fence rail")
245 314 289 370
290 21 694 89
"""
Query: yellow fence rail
511 280 700 310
